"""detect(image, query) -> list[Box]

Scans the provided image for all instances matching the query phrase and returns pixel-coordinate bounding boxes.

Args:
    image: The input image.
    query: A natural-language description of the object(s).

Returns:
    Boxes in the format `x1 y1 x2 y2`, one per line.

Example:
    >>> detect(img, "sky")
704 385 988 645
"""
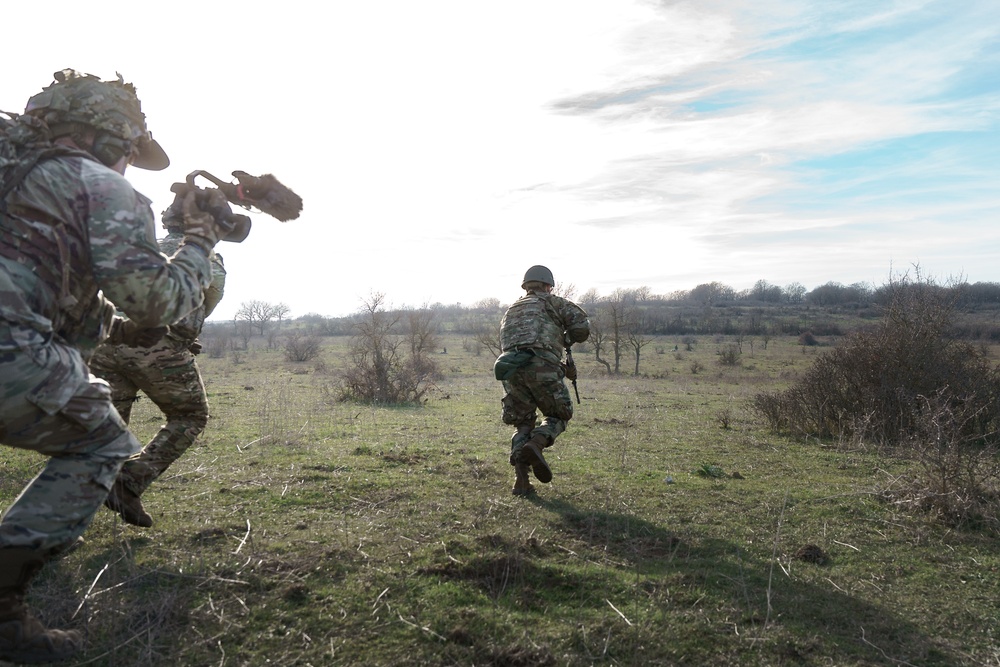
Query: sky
2 0 998 320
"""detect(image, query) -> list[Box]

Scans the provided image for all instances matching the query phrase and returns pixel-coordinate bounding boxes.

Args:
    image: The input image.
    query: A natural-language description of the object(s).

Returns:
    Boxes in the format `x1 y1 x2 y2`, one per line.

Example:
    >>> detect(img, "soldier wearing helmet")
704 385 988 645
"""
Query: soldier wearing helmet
494 265 590 495
0 69 232 663
89 221 227 528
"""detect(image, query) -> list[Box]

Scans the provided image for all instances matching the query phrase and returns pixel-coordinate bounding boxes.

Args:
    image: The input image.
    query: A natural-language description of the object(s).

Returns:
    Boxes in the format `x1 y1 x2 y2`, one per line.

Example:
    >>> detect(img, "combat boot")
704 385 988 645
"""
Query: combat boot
508 425 534 465
104 480 153 527
0 547 82 663
519 434 552 483
511 461 535 496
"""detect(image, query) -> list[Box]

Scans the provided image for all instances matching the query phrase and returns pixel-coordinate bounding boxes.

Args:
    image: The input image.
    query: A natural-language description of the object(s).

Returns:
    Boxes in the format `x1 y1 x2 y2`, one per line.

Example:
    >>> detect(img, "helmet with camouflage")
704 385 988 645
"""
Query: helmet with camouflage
24 69 168 170
521 265 554 289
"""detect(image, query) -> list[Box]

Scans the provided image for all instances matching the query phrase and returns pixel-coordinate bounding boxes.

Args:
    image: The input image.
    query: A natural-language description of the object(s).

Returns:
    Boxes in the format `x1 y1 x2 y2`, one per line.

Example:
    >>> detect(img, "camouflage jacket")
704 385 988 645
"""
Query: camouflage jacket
158 230 226 343
499 289 590 364
0 154 213 356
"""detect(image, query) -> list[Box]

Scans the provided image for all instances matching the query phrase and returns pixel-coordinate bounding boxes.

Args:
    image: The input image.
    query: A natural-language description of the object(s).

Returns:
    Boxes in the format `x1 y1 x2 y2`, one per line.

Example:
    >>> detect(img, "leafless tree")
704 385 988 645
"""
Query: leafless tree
471 317 502 359
340 293 437 404
235 300 277 336
626 308 651 375
405 305 440 357
272 302 291 328
233 319 253 349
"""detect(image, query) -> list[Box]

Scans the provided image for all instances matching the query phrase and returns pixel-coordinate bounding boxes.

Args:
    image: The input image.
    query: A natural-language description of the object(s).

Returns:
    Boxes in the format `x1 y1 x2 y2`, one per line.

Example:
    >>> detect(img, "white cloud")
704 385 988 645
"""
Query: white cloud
2 0 998 318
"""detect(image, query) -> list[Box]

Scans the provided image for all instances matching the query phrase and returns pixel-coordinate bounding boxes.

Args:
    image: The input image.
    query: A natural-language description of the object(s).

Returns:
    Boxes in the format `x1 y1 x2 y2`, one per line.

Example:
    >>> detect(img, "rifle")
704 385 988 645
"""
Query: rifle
565 345 580 404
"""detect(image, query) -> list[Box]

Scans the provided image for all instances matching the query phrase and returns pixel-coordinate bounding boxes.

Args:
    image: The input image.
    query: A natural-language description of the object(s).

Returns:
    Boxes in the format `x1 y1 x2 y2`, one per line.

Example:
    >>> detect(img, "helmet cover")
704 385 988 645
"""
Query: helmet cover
25 69 168 170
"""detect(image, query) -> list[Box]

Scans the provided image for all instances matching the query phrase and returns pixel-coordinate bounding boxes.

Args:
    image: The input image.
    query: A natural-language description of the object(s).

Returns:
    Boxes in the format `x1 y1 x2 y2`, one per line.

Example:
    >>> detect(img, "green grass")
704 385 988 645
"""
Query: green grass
4 335 999 665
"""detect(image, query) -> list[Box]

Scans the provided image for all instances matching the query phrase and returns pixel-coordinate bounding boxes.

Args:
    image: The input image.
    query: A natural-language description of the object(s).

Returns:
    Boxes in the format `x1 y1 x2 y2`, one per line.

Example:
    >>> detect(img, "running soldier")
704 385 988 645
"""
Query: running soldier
0 69 232 663
90 217 227 528
494 265 590 495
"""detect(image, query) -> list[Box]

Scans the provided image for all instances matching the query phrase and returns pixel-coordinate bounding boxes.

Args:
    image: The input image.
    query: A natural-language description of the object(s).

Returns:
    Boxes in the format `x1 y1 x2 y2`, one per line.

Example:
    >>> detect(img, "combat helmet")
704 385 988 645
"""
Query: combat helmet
24 69 168 171
521 265 554 289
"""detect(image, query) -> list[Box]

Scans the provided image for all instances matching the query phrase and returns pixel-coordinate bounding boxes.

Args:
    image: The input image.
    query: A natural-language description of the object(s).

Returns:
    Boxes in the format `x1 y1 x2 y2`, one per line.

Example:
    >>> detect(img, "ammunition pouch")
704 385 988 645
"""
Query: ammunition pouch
494 349 534 381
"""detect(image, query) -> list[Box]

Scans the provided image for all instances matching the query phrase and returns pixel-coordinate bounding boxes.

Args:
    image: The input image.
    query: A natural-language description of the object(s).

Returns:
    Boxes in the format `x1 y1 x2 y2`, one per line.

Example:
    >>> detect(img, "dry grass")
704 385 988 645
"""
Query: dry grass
3 334 999 665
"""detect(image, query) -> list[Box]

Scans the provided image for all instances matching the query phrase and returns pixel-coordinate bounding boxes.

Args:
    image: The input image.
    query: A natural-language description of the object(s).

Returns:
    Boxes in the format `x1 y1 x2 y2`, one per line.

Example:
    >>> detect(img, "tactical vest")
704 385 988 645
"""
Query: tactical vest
1 112 106 345
500 292 564 358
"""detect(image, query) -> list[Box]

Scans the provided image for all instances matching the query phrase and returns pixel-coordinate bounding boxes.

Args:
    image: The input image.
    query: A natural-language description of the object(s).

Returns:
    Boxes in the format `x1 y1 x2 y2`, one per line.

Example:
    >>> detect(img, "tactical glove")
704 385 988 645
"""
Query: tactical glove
180 188 234 253
563 360 578 381
188 339 203 355
108 318 168 348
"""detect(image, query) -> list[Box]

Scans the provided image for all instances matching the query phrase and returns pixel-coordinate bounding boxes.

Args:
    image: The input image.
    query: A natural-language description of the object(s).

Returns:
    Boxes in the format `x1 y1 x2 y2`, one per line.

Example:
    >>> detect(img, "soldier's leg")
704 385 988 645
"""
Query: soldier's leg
88 345 140 423
116 344 209 498
0 346 139 662
519 360 574 483
0 347 140 552
501 378 537 495
528 368 574 446
501 378 537 464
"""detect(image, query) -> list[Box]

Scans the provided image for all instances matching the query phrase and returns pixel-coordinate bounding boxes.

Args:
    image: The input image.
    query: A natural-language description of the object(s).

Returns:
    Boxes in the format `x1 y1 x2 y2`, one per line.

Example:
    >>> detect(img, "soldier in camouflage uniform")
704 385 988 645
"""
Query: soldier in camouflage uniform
495 265 590 495
90 219 227 528
0 69 234 663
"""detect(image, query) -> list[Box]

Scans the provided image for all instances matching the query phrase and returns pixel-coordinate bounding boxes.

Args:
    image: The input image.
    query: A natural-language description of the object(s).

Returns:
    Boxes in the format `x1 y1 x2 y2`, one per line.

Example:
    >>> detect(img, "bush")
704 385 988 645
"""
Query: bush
888 393 1000 530
284 333 322 362
750 273 1000 448
338 294 438 404
718 344 741 366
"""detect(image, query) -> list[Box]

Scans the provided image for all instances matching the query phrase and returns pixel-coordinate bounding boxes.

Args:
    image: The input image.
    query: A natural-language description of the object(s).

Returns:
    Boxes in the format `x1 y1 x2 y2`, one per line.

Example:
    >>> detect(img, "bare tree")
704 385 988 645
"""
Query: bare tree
272 302 291 328
234 300 277 336
472 297 501 310
554 282 577 301
405 305 440 357
471 317 502 359
233 319 253 349
587 311 612 374
340 293 437 404
626 308 651 375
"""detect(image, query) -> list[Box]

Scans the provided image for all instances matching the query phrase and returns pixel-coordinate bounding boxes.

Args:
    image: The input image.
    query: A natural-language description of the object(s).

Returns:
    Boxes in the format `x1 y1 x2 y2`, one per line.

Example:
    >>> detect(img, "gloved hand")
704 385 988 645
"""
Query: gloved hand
134 326 168 348
108 318 168 348
180 187 234 253
563 360 578 381
188 339 203 355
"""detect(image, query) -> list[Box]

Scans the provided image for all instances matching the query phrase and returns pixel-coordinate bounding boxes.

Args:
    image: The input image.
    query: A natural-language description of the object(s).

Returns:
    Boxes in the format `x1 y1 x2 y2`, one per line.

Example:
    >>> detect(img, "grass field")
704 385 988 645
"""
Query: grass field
3 333 999 666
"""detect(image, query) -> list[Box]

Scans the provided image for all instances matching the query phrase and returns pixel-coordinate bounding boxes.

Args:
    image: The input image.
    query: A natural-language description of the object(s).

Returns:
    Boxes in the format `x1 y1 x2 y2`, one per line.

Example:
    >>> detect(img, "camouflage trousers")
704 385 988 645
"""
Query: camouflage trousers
501 355 574 463
0 336 140 553
89 337 209 498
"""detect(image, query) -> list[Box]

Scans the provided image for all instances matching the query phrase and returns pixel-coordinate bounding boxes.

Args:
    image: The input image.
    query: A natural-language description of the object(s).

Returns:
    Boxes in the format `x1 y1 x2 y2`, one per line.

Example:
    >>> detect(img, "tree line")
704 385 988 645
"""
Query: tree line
202 277 1000 377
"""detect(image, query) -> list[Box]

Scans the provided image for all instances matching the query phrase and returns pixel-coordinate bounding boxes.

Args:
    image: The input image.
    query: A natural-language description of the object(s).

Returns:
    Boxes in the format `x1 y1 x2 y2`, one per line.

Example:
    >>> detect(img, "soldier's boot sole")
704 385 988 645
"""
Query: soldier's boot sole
520 442 552 484
104 483 153 527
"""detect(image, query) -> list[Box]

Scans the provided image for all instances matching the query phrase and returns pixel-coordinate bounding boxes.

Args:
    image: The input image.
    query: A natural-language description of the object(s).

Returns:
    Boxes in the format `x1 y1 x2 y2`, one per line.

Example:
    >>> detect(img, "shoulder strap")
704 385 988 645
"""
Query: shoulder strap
1 145 93 203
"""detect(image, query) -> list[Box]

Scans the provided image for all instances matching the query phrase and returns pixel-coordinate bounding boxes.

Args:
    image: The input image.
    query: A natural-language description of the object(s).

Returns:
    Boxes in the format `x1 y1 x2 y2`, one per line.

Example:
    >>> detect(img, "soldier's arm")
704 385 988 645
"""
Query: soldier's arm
202 253 226 318
555 297 590 344
85 168 212 329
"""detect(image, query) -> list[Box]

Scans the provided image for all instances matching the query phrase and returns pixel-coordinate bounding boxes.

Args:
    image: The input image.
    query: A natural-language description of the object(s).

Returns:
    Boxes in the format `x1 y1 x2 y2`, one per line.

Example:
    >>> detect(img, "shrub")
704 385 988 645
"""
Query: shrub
284 333 322 362
750 272 1000 448
718 344 741 366
338 294 438 404
888 393 1000 530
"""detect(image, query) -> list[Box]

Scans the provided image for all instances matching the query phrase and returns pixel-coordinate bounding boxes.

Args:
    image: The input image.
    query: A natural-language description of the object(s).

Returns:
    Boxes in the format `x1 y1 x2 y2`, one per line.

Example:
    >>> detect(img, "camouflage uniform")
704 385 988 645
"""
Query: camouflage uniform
0 68 230 664
498 288 590 466
0 156 215 553
89 230 225 503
